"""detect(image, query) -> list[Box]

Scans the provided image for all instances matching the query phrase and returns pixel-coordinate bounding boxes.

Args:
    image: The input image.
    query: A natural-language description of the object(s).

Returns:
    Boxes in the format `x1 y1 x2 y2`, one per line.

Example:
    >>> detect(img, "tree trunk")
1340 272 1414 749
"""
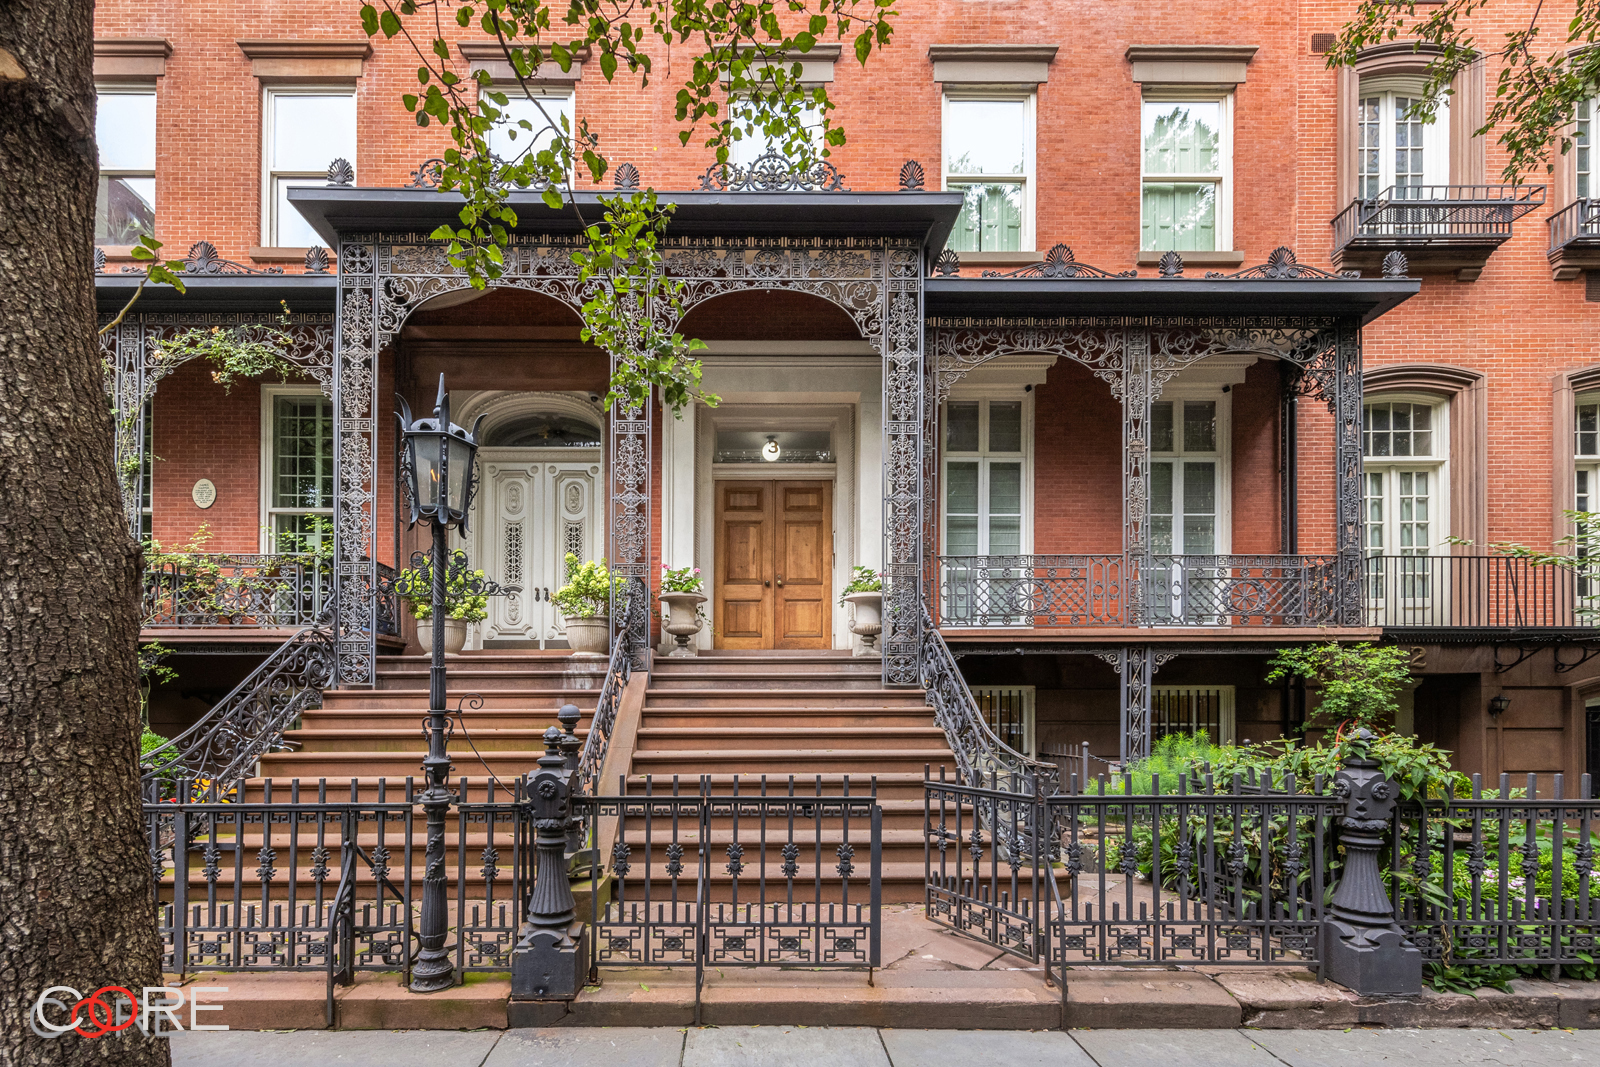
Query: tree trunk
0 2 170 1063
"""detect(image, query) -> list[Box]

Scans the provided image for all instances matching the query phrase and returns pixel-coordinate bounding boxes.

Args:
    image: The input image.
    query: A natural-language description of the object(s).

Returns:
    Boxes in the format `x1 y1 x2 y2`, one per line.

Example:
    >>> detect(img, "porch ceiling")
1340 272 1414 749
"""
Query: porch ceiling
287 186 966 249
926 275 1421 326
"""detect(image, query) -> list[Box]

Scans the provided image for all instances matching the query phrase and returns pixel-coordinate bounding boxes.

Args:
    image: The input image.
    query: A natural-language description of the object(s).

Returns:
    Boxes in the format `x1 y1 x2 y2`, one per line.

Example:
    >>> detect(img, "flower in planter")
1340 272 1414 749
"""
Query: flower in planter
553 554 615 618
839 565 883 605
661 563 705 594
399 549 489 623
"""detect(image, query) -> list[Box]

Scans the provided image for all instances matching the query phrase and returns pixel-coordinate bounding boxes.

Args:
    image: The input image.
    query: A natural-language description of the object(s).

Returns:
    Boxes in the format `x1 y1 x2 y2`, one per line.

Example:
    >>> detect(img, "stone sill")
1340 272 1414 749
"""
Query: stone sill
1135 250 1246 267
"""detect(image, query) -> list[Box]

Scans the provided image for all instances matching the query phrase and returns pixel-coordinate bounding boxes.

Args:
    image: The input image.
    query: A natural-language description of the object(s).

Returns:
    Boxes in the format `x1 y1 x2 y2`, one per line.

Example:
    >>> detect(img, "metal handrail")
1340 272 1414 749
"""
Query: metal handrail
140 613 336 798
921 601 1053 790
575 583 641 796
1549 197 1600 253
1332 183 1546 251
1363 553 1596 629
142 552 334 629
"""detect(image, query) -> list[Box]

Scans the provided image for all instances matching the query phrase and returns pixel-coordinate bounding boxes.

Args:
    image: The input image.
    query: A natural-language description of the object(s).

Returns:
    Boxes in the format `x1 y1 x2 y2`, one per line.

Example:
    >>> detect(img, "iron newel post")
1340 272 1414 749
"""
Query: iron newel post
511 726 588 1008
395 375 485 994
1322 728 1422 996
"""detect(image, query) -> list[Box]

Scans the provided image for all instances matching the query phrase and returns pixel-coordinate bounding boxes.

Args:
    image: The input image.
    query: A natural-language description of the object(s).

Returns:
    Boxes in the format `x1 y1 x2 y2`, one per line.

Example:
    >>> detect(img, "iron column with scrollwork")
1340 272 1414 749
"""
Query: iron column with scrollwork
509 726 588 1021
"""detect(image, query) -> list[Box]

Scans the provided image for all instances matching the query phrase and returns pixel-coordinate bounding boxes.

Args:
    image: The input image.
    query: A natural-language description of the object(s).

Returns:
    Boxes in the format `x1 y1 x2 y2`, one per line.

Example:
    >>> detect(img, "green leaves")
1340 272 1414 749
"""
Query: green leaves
1266 641 1413 734
369 0 897 414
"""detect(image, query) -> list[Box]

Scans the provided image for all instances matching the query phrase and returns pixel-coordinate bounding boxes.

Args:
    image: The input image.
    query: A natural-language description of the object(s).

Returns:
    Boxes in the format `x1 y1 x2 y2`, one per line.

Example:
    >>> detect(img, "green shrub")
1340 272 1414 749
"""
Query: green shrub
553 554 615 618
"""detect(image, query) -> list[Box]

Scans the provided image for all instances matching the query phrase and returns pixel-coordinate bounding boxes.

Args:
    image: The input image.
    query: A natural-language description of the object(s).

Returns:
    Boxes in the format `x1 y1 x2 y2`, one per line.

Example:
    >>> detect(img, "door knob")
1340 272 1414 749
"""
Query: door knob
776 574 784 587
764 580 771 587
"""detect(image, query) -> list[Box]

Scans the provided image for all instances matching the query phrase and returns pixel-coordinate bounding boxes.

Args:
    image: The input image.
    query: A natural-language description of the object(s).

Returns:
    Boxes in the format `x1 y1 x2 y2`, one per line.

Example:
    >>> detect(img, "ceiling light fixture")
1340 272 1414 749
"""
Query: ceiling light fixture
761 435 781 462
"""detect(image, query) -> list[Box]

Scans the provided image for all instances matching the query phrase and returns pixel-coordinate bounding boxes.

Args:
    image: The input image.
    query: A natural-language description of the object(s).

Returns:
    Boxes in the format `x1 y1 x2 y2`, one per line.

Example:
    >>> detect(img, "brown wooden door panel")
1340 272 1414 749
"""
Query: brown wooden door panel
713 479 832 650
775 480 832 650
714 483 773 649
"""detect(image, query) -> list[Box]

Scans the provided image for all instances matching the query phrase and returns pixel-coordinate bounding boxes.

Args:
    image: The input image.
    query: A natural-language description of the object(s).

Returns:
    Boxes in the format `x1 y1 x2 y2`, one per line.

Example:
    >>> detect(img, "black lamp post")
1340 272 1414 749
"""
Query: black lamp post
396 375 484 993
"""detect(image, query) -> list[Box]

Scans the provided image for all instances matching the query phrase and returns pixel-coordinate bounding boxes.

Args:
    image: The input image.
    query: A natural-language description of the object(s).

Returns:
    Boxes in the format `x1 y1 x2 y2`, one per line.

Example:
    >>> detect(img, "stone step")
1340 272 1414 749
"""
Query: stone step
648 672 896 691
320 688 605 710
299 707 590 731
638 706 935 728
279 727 592 753
633 726 949 751
259 749 558 780
629 748 955 777
651 655 880 675
378 651 587 668
374 668 610 692
643 689 928 709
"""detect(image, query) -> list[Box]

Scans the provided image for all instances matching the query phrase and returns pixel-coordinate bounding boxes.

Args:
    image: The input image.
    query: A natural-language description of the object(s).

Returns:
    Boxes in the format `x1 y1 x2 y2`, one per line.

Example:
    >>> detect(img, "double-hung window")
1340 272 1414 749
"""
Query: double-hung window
1577 96 1594 200
1363 398 1447 609
942 398 1030 623
943 95 1033 254
1149 397 1227 621
263 89 355 247
1576 397 1600 601
266 393 335 554
728 98 823 167
1141 97 1230 252
484 89 574 172
95 89 156 246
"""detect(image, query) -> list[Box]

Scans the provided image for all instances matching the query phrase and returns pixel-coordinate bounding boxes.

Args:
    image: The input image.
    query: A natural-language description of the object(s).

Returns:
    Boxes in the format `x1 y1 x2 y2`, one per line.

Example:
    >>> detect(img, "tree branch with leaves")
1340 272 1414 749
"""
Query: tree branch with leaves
1330 0 1600 182
359 0 897 415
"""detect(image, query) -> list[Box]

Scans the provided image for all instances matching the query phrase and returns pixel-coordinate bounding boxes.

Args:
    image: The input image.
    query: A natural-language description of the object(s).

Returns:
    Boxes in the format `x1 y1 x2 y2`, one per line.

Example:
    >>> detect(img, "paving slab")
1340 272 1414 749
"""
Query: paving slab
1509 978 1600 1028
1211 970 1373 1029
1063 971 1241 1028
485 1027 684 1066
1067 1029 1283 1067
1249 1027 1600 1066
338 973 510 1030
167 974 332 1031
170 1028 502 1067
683 1025 889 1067
565 969 698 1027
880 1028 1097 1067
1377 986 1561 1029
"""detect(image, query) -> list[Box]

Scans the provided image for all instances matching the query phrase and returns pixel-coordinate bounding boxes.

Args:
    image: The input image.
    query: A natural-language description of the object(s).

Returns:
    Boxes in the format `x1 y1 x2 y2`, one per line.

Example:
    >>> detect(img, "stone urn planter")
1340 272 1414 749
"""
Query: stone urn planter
417 617 469 656
564 615 611 658
659 591 707 657
843 591 883 658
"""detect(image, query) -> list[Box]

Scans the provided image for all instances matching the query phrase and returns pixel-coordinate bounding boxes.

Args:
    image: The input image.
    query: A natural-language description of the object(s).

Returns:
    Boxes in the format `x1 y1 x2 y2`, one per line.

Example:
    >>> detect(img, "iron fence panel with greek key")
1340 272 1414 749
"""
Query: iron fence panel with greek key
143 554 334 628
1393 773 1600 974
580 776 882 999
454 776 532 975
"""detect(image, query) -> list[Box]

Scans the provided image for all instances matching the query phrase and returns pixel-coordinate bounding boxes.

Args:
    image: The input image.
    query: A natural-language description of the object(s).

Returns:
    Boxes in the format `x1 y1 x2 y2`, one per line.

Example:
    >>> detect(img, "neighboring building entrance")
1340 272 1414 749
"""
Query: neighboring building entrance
474 453 601 648
714 480 833 649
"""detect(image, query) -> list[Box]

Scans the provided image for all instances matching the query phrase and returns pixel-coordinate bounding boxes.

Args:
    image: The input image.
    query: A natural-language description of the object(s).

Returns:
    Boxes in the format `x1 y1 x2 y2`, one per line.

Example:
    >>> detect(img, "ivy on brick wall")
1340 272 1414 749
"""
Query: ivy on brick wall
359 0 897 416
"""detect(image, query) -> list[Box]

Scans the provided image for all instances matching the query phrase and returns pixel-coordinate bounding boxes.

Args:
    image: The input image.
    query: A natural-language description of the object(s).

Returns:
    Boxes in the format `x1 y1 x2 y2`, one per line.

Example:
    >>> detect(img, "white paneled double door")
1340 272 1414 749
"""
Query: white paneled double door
468 450 602 648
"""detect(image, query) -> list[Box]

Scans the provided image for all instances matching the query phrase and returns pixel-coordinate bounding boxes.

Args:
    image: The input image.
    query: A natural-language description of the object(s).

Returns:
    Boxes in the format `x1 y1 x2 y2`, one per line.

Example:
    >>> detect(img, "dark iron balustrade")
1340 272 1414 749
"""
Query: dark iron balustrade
1332 184 1546 255
1549 198 1600 253
935 553 1598 632
144 553 399 636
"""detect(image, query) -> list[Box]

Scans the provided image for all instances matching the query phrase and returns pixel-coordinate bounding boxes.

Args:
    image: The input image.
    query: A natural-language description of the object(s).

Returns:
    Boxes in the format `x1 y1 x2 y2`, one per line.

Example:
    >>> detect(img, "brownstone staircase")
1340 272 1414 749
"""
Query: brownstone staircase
618 651 951 903
199 649 948 904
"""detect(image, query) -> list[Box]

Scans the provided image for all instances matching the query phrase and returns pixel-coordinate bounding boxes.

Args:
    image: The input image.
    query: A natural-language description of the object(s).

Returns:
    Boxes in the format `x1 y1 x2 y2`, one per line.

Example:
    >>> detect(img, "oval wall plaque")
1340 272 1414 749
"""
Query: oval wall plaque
191 478 217 509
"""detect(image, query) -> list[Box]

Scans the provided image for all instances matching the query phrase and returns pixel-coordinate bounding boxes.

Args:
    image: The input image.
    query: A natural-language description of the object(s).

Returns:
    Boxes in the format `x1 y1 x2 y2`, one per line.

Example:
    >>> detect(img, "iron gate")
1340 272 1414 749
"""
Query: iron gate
580 776 882 1016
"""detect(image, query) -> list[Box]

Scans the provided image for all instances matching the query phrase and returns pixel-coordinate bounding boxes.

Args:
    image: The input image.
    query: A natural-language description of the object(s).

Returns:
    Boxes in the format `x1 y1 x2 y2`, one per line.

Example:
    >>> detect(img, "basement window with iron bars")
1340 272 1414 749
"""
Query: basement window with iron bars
1153 685 1236 746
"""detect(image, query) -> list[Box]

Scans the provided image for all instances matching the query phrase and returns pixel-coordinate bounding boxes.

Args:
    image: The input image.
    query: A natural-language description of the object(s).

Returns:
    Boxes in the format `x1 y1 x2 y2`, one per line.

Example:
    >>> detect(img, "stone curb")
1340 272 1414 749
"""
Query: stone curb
164 969 1600 1030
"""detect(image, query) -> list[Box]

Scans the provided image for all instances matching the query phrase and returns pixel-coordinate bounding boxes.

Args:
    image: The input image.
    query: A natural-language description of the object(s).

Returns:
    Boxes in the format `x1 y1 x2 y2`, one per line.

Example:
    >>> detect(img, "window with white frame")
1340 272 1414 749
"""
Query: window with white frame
265 393 335 553
1577 96 1594 200
1150 397 1226 556
943 95 1034 253
1363 398 1448 602
263 89 355 247
1576 396 1599 597
943 398 1029 558
1356 77 1449 198
95 88 156 246
483 88 574 169
1141 96 1230 252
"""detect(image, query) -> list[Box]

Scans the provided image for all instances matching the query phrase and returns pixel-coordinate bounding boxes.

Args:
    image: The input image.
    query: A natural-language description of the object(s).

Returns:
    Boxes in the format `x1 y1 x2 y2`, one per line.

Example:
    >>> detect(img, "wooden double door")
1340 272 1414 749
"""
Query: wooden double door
714 480 833 649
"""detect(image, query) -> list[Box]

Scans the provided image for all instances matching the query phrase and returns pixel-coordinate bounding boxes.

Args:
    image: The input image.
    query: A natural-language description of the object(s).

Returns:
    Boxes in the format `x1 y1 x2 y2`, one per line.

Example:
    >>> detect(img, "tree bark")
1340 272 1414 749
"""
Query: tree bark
0 1 170 1063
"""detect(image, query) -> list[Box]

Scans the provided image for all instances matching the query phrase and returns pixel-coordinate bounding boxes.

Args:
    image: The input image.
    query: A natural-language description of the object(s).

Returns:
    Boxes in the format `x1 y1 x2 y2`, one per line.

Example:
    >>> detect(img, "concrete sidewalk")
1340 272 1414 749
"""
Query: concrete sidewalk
171 1025 1600 1067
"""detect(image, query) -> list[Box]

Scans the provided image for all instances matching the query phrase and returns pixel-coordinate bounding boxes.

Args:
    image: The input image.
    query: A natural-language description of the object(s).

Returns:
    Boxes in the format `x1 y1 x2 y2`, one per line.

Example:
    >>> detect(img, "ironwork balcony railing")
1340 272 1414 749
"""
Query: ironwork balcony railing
1363 554 1593 630
1332 184 1546 253
936 553 1598 631
1548 197 1600 253
143 554 400 636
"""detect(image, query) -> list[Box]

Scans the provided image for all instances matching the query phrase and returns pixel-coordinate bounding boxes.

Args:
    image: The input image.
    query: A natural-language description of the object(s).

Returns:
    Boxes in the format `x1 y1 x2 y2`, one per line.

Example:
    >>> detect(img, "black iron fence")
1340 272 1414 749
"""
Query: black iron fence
935 553 1596 632
143 769 883 1023
926 761 1600 988
142 554 399 634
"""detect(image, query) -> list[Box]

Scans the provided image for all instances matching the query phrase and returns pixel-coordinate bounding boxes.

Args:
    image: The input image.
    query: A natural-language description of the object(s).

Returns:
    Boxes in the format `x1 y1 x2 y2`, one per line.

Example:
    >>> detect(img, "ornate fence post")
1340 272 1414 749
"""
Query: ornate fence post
557 702 587 860
1322 729 1421 995
510 726 588 1019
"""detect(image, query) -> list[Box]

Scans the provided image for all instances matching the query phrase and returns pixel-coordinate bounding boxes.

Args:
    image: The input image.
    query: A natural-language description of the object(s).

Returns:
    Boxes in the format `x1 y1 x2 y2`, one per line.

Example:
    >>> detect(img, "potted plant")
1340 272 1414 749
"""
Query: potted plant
553 553 614 657
659 563 707 658
400 550 489 655
841 566 884 658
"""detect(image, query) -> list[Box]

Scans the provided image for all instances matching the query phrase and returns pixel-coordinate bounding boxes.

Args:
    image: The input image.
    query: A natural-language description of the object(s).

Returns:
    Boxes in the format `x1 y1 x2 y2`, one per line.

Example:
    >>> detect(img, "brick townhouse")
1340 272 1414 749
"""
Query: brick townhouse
94 0 1600 791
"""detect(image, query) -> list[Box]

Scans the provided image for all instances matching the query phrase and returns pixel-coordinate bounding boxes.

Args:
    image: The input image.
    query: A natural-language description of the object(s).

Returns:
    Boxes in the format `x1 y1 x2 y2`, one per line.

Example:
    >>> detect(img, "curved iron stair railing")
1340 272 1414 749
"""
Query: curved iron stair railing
140 614 336 800
919 601 1061 859
575 581 643 797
